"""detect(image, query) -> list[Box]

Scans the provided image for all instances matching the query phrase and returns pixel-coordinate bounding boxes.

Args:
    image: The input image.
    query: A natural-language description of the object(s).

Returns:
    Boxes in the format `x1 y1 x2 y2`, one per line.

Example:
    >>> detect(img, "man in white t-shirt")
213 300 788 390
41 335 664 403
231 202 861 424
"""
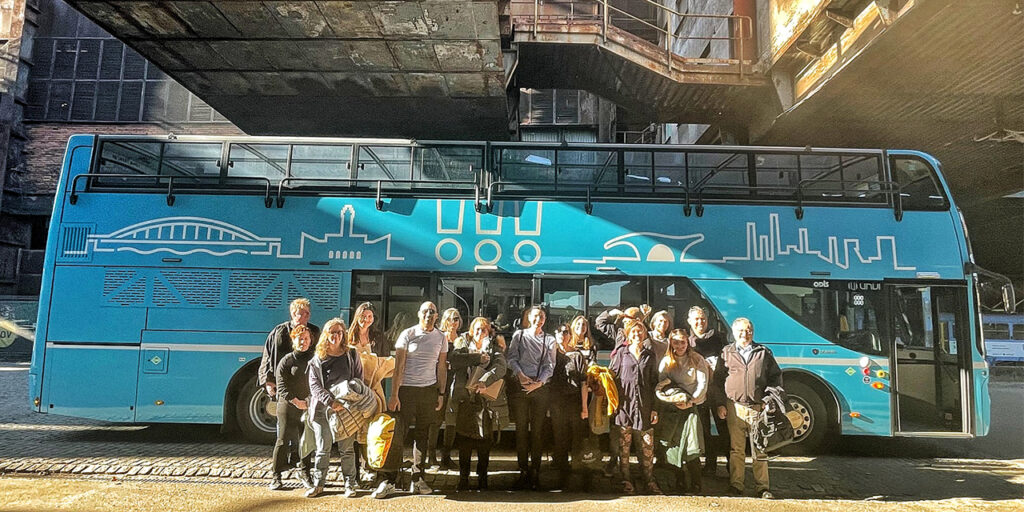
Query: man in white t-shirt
372 301 447 499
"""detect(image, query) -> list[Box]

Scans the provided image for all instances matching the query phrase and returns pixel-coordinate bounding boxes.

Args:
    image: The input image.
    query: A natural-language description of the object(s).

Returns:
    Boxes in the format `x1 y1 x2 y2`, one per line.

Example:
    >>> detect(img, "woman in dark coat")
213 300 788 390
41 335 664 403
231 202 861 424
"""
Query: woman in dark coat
609 321 662 495
269 324 315 491
447 316 509 490
551 318 599 490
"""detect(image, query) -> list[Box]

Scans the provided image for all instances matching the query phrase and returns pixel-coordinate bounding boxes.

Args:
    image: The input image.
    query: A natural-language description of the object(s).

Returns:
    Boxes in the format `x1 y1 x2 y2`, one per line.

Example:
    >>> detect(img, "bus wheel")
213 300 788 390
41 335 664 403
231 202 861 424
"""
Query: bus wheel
234 373 277 443
782 380 833 454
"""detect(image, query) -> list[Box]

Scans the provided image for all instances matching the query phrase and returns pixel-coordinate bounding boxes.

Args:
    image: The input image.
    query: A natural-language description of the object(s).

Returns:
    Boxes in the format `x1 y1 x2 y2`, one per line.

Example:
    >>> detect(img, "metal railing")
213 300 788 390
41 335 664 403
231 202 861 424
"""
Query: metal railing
513 0 754 77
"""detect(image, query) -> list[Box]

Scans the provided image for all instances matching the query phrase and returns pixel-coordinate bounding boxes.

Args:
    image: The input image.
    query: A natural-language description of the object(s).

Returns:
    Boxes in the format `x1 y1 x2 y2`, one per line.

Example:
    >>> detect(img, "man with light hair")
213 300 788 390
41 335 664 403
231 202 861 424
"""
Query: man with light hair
258 297 320 490
718 317 782 499
686 306 730 475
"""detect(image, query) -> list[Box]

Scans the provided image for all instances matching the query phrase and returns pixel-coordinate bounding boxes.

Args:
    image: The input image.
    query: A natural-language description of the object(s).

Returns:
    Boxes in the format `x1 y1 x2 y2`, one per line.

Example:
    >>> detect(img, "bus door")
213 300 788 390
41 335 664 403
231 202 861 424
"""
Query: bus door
438 276 532 334
889 284 970 434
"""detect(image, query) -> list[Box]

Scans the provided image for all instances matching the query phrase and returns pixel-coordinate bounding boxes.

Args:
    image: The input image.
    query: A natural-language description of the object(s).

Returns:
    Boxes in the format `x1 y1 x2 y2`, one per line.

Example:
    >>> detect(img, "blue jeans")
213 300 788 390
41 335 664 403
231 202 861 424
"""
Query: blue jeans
311 408 356 486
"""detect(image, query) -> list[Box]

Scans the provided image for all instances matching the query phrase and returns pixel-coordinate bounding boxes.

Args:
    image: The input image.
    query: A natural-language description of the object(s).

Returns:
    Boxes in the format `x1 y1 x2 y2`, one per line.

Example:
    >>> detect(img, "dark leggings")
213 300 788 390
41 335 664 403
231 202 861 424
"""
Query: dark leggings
271 400 311 475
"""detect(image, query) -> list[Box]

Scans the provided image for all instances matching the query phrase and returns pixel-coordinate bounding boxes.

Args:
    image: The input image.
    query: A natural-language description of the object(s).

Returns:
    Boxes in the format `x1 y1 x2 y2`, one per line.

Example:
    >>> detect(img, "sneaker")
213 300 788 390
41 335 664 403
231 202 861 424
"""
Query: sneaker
759 490 774 499
371 481 396 500
412 477 433 495
304 485 324 498
267 474 284 491
296 471 314 490
728 486 744 496
342 480 358 498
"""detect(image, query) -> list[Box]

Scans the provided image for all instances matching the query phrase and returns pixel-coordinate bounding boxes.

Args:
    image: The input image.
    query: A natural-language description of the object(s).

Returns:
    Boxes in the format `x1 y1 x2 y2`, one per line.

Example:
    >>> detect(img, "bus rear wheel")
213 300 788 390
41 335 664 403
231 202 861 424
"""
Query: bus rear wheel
234 373 277 443
781 379 834 454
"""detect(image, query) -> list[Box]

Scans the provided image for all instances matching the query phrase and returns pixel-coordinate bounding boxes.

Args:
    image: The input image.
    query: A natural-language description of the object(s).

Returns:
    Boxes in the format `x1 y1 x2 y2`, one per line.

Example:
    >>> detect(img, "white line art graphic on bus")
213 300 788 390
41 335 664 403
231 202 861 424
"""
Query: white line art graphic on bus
574 213 916 271
434 200 543 267
83 205 404 261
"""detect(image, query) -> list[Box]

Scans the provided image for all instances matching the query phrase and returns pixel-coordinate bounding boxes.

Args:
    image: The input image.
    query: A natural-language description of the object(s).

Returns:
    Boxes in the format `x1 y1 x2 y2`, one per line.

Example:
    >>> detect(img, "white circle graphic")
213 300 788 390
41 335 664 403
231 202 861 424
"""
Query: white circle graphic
435 238 462 266
514 240 541 267
474 239 502 266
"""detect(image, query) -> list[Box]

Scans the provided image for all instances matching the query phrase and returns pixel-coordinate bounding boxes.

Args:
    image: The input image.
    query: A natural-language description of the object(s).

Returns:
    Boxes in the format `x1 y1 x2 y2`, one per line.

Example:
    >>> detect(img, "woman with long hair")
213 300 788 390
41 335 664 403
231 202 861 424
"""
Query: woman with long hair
348 302 394 485
428 308 462 469
656 328 710 494
269 324 314 492
348 302 387 357
448 316 509 490
306 318 363 498
609 322 662 495
550 317 599 490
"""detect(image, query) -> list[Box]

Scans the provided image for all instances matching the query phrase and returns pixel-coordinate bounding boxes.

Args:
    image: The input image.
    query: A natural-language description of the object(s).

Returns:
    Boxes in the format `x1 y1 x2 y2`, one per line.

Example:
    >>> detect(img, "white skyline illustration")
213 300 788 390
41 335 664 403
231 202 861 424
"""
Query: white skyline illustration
574 213 916 271
82 205 404 261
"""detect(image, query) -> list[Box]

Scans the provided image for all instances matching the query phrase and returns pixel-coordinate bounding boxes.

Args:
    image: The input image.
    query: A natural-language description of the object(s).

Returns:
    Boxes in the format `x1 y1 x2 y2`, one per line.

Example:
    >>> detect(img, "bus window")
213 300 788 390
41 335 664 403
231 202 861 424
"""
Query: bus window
161 142 221 183
541 278 584 329
753 280 887 356
754 153 799 197
983 323 1010 340
650 277 723 335
413 145 482 185
841 155 884 202
228 143 288 183
357 145 413 183
95 140 161 187
1014 325 1024 340
290 144 352 181
382 274 432 344
891 156 949 210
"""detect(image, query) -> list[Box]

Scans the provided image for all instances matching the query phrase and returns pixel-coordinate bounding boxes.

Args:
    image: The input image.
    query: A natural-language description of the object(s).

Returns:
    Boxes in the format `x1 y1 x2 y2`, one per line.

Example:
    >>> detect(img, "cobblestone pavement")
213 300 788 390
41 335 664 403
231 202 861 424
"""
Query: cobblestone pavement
2 363 1022 503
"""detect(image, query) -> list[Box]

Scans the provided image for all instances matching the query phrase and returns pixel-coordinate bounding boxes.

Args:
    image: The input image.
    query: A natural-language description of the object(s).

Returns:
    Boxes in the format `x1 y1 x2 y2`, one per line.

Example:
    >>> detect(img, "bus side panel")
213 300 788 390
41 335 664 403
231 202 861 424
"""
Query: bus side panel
694 279 893 436
47 266 148 343
31 137 95 411
42 345 139 421
136 331 263 423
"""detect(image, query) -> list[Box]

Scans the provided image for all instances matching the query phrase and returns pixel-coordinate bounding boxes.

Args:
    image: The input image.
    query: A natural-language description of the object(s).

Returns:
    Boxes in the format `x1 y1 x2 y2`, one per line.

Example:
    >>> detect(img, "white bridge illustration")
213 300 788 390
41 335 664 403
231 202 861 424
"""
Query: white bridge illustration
574 213 916 271
84 205 403 261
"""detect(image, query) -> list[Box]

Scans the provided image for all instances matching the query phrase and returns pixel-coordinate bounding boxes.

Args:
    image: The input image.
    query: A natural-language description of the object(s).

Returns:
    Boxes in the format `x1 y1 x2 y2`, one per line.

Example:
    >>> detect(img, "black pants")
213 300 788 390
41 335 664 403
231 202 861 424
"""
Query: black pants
510 385 550 474
457 434 492 483
272 400 311 475
381 385 437 482
697 403 730 468
550 391 586 469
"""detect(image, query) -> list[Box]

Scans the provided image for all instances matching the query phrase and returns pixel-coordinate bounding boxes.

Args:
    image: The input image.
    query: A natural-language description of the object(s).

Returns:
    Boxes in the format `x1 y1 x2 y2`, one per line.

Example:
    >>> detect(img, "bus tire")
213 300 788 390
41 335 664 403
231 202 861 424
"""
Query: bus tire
234 373 277 444
781 379 834 454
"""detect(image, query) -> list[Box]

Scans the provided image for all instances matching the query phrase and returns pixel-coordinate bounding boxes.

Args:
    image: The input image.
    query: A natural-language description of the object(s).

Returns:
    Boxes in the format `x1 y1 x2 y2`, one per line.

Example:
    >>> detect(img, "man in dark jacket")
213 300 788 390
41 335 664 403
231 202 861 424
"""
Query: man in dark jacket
258 298 321 398
687 306 730 475
717 317 782 499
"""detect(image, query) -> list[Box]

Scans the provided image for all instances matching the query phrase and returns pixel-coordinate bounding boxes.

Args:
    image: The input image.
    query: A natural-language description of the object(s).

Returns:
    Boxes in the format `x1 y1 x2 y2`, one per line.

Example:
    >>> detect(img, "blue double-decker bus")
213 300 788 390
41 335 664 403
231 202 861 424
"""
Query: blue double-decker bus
28 134 1010 450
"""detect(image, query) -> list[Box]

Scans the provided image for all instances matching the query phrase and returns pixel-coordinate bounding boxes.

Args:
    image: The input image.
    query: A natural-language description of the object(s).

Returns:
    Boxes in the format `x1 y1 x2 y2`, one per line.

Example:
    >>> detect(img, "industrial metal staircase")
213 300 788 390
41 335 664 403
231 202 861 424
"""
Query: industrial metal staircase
508 0 768 124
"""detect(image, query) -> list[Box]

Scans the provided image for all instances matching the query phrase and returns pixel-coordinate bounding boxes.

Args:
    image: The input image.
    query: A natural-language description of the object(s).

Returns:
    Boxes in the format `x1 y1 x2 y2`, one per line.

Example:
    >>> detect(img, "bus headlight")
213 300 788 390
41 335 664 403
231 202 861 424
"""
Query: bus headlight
859 356 871 368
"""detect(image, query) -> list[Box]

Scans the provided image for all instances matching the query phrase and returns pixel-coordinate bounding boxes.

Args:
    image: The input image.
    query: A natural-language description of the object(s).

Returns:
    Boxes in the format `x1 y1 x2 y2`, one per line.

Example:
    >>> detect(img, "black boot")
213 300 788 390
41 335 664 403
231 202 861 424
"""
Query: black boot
686 459 703 495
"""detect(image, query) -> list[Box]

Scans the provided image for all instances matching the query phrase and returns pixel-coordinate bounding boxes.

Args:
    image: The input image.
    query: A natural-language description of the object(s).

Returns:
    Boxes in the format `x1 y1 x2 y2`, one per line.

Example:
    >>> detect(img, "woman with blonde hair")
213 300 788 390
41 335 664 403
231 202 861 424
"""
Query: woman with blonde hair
306 318 363 498
609 321 662 495
655 328 710 494
429 308 462 469
269 324 315 491
447 316 509 490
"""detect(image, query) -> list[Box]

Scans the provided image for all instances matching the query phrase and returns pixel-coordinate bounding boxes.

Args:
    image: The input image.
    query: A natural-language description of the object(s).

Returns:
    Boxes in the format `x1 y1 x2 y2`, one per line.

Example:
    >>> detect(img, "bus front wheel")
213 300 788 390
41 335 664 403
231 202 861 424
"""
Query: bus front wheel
234 373 277 443
782 379 834 454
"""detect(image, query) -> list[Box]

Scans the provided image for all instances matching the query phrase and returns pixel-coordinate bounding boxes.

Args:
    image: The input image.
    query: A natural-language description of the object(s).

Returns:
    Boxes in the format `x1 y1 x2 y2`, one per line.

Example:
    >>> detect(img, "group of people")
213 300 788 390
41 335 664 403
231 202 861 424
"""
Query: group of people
257 298 784 499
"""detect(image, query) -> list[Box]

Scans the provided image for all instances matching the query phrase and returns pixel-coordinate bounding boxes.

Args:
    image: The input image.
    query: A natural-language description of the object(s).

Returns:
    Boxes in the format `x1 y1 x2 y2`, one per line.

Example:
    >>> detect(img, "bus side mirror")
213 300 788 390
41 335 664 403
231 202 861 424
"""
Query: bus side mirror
1002 283 1016 314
